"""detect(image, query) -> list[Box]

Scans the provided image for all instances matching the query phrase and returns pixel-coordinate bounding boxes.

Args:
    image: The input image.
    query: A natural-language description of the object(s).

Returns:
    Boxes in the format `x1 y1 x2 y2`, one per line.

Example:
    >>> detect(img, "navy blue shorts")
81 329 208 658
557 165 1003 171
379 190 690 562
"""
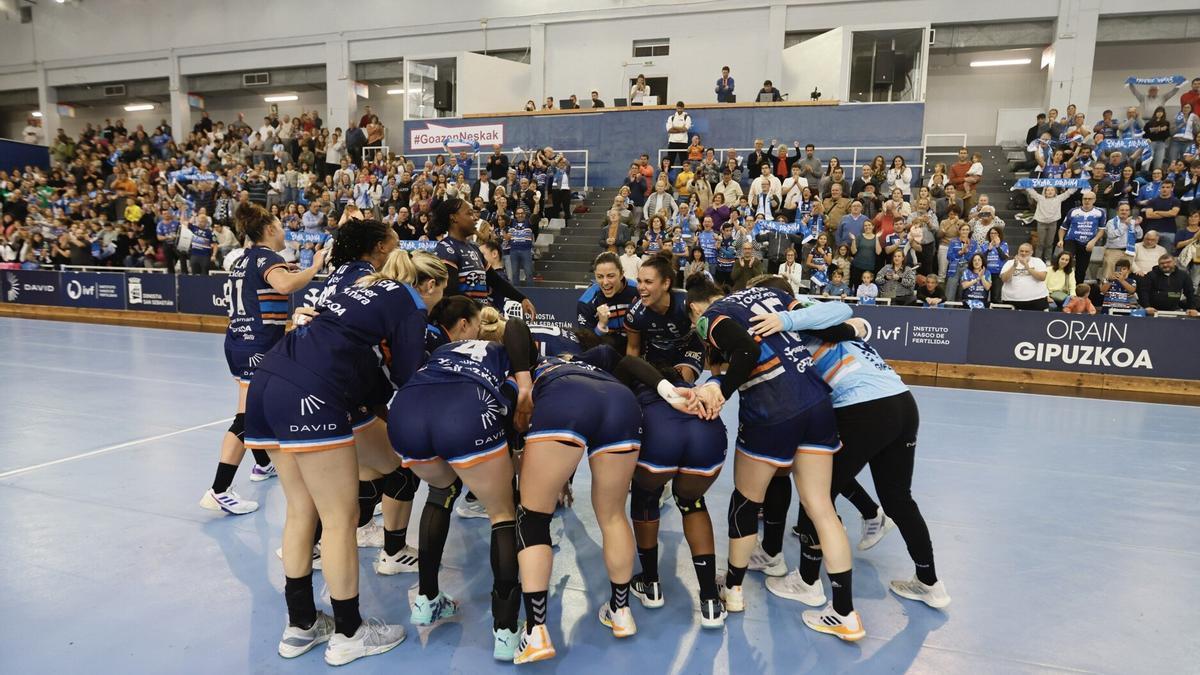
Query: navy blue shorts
349 374 395 430
526 376 642 457
735 398 841 468
225 343 266 385
243 372 356 453
646 333 705 379
638 399 727 476
388 381 509 469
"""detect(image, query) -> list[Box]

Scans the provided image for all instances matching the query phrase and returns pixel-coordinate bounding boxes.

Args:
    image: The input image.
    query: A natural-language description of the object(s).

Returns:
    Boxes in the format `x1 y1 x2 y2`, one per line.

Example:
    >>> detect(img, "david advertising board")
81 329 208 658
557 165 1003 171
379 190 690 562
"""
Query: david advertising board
3 269 60 306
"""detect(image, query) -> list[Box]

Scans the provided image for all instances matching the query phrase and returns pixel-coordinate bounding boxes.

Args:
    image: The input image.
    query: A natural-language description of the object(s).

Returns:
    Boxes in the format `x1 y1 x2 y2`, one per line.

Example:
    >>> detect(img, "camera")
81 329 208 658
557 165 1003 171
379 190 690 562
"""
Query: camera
810 87 822 101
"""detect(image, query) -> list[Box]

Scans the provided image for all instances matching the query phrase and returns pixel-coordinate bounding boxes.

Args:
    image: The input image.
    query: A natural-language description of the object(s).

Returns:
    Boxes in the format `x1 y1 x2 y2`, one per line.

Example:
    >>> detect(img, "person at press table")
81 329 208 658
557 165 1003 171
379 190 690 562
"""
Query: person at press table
999 242 1049 311
1137 253 1200 316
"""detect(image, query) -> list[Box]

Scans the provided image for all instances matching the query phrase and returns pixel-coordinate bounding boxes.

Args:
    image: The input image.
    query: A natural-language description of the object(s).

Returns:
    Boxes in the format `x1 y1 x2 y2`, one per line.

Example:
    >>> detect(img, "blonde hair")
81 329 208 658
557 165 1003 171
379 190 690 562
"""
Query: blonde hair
477 306 506 342
358 250 448 288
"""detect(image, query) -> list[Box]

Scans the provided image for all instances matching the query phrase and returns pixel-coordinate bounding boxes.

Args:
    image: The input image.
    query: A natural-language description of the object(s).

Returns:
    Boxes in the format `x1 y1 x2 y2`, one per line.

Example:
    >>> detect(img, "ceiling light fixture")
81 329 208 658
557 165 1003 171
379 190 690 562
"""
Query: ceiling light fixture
124 103 155 112
32 111 43 118
969 58 1032 68
263 94 299 102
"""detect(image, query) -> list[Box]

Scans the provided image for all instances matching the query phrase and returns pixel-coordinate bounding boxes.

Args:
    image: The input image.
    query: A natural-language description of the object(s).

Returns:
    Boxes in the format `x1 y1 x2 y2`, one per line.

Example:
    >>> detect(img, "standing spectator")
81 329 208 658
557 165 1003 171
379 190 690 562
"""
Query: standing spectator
665 102 692 168
982 227 1009 303
756 80 783 103
486 145 510 182
630 74 652 106
1140 180 1182 248
999 243 1049 310
947 148 972 198
1144 107 1173 171
715 66 735 103
1058 191 1105 283
507 212 534 285
1138 254 1199 315
1093 110 1120 140
1167 103 1199 165
22 116 44 145
836 199 868 248
884 156 913 200
849 219 881 287
944 222 975 301
715 170 744 207
822 184 851 233
1100 202 1142 279
186 214 215 275
745 139 772 182
959 253 992 309
755 219 800 274
643 180 677 223
877 249 917 305
796 144 822 190
1100 259 1140 313
777 247 804 295
730 240 764 290
804 232 833 291
1177 211 1200 288
747 164 781 219
619 241 642 279
1128 80 1181 121
1181 77 1200 112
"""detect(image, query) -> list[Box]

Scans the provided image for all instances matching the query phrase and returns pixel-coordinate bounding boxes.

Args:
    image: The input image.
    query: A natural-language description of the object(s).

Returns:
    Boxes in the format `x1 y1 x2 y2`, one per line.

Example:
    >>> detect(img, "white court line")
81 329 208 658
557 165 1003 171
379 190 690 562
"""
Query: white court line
0 418 230 480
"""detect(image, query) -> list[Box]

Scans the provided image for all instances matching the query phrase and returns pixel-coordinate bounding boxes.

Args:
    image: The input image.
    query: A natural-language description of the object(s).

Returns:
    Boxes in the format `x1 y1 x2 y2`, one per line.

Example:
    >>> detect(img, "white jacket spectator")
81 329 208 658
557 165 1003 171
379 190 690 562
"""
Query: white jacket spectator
23 122 44 145
1132 232 1168 275
1000 249 1048 302
885 165 913 198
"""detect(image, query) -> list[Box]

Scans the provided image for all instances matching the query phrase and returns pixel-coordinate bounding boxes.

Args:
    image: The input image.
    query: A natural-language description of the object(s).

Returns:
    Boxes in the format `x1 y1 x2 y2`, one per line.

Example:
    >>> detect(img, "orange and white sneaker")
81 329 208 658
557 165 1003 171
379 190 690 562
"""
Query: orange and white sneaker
598 604 637 638
513 624 556 665
802 604 866 641
719 583 745 613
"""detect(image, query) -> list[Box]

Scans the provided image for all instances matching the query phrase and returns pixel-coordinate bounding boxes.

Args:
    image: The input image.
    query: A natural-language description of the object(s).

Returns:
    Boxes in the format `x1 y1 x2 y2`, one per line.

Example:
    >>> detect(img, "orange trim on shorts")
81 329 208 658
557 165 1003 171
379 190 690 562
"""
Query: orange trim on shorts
525 433 587 449
677 465 722 477
277 438 357 453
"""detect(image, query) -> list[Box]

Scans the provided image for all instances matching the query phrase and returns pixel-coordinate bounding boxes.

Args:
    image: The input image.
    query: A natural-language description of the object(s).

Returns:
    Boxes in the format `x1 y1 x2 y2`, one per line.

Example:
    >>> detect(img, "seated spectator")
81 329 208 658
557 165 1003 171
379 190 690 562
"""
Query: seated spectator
917 274 945 306
1132 230 1168 277
1100 259 1140 313
877 249 917 305
643 179 678 223
818 166 850 200
856 270 879 301
1063 283 1098 315
959 253 992 309
600 209 630 253
1138 253 1199 315
825 268 850 298
1045 251 1075 309
683 246 711 282
999 242 1049 310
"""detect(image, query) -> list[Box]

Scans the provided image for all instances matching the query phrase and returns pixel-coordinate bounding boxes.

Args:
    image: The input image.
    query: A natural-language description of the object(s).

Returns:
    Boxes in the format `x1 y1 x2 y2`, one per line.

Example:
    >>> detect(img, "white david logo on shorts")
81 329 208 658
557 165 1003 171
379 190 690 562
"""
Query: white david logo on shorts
299 394 325 416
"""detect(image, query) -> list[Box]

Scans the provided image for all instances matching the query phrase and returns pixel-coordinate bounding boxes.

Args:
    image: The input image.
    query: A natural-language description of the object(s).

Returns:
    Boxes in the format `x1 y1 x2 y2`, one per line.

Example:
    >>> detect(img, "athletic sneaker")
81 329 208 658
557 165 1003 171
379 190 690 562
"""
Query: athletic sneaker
801 605 866 641
250 463 278 482
858 512 895 551
513 624 556 664
373 502 383 518
410 591 459 625
278 611 334 658
699 598 726 629
748 543 787 577
373 545 418 575
719 582 744 613
766 569 826 606
356 522 384 548
630 575 664 608
323 618 406 666
493 627 520 661
199 488 259 515
275 544 323 571
598 604 637 638
889 577 952 609
455 498 488 520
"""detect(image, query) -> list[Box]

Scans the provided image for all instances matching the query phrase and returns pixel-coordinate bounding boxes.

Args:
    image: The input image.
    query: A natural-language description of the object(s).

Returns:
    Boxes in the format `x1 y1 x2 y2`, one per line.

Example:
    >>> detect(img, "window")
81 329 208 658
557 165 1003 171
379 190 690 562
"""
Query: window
632 39 670 58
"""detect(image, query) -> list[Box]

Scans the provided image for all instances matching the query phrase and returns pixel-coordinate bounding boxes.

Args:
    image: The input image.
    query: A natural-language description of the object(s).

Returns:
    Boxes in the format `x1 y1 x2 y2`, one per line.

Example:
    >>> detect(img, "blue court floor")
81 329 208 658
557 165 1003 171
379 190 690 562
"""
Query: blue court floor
0 317 1196 674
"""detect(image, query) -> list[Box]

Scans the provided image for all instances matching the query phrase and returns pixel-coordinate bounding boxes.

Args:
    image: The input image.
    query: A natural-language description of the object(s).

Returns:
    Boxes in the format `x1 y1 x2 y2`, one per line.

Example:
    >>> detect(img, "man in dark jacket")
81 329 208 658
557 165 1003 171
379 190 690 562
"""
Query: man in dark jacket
622 165 647 208
1138 254 1199 316
755 221 802 274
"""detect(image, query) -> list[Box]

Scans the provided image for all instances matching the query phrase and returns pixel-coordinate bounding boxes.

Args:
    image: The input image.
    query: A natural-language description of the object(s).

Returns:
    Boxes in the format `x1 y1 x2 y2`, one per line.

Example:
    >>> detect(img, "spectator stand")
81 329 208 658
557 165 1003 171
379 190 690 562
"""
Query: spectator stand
401 149 591 193
657 144 926 183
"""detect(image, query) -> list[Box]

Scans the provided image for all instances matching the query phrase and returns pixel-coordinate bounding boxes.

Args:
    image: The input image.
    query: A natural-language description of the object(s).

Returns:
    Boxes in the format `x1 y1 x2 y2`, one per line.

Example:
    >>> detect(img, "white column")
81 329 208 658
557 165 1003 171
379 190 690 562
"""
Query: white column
325 38 357 131
1045 0 1100 115
168 52 192 140
529 23 546 106
36 66 58 145
764 4 787 91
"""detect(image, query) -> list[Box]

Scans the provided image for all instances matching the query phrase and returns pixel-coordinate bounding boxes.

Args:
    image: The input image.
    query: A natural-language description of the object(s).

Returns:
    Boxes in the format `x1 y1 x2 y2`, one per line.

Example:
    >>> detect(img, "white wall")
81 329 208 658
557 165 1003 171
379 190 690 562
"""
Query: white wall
458 52 530 115
201 90 327 133
781 28 849 103
1088 40 1200 122
924 48 1046 146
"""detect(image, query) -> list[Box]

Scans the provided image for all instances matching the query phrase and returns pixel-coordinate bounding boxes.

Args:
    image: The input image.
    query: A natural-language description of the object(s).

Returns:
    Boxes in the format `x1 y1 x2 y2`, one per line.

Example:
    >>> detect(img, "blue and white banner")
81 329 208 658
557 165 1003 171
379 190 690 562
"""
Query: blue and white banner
1125 75 1186 87
59 271 126 310
167 167 218 185
756 221 801 235
3 269 60 305
1013 178 1090 191
1099 138 1150 154
399 240 438 251
850 304 971 364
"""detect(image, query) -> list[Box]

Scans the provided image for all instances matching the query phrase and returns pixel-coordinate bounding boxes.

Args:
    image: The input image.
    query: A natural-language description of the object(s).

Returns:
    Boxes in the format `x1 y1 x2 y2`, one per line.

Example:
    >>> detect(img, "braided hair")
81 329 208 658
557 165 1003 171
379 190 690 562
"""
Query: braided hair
330 218 392 268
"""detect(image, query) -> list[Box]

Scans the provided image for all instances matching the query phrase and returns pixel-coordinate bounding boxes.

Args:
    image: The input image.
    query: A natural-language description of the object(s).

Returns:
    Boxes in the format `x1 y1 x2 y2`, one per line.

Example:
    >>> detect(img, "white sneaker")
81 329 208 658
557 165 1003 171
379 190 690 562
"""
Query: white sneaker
323 618 406 666
199 488 259 515
373 502 383 518
513 624 556 664
455 498 488 519
748 543 787 577
802 604 865 642
278 611 334 658
698 598 726 629
630 575 664 608
889 576 952 609
356 522 384 548
597 604 637 638
275 544 322 571
719 582 744 613
374 545 419 575
766 569 826 606
250 463 278 482
858 512 895 551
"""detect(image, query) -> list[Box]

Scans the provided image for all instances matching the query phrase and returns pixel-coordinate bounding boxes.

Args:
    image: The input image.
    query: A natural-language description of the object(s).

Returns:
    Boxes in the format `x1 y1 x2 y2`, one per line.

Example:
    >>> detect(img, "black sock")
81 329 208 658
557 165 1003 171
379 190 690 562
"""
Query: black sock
313 520 323 548
828 570 854 615
637 546 659 583
250 449 272 467
799 534 824 585
211 462 238 494
490 521 520 632
417 499 453 598
915 559 938 586
840 480 879 520
523 590 548 632
762 476 791 557
384 527 407 556
692 554 718 601
357 479 383 528
610 581 630 611
284 574 316 629
726 564 747 588
331 595 362 637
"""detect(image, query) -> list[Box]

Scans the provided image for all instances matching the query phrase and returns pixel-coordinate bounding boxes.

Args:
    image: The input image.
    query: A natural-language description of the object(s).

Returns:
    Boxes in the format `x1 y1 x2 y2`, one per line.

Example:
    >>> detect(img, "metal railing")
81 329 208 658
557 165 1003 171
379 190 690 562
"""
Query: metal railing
657 145 925 183
398 149 591 191
922 133 969 165
57 264 168 274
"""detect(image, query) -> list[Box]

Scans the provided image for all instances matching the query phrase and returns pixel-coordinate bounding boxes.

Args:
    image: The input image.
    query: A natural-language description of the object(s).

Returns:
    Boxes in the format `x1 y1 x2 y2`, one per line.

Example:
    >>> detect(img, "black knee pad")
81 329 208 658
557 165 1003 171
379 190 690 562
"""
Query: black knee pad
630 483 663 523
426 478 463 510
674 491 707 516
228 413 245 442
727 489 762 539
516 506 553 551
383 467 419 501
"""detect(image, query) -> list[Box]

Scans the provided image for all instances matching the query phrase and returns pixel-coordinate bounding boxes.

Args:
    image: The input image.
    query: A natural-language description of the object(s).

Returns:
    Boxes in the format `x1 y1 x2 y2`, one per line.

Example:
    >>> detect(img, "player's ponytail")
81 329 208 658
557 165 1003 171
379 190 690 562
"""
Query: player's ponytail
684 272 723 306
331 219 392 268
477 305 507 342
234 203 275 243
357 250 448 289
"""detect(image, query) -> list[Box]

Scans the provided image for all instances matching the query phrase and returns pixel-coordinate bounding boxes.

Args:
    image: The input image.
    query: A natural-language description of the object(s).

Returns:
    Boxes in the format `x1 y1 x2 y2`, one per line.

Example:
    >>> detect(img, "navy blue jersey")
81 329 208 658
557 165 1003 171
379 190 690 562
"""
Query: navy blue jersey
530 324 583 357
315 260 374 309
698 286 831 425
577 279 638 336
531 345 622 395
435 236 489 302
424 323 451 355
224 246 289 350
406 340 513 404
257 280 428 411
624 289 698 369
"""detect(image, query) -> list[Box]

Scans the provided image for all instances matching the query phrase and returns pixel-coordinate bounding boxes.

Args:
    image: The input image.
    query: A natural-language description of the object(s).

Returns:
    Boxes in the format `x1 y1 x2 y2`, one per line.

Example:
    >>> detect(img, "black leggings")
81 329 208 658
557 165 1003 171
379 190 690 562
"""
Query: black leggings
796 391 935 575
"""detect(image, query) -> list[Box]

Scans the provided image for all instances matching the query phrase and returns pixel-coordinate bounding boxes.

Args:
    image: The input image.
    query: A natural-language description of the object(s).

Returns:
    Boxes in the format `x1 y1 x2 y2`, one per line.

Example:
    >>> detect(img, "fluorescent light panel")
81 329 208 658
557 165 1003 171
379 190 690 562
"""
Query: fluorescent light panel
32 111 43 118
263 95 299 102
970 58 1032 68
124 104 155 111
